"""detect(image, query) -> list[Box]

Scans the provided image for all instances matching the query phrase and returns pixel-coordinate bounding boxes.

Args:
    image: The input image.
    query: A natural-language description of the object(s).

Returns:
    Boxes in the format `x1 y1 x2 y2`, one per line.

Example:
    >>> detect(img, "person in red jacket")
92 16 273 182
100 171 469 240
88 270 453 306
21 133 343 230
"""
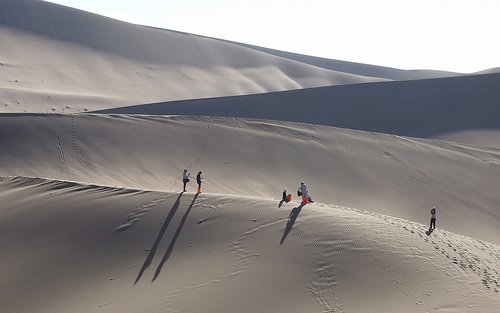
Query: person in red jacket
298 181 313 205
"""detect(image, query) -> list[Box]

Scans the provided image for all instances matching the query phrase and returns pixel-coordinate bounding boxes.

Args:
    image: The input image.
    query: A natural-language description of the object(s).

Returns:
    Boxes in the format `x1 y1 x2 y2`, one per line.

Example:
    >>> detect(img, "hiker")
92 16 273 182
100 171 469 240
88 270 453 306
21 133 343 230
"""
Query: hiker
282 188 288 202
182 169 190 192
298 181 313 205
430 207 436 229
196 171 203 193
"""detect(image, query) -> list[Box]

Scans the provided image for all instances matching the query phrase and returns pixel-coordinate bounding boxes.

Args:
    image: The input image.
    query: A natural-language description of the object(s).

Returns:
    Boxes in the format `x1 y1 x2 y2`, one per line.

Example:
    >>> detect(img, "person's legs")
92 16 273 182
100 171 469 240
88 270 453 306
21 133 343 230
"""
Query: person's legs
183 180 187 192
430 218 436 229
198 182 201 193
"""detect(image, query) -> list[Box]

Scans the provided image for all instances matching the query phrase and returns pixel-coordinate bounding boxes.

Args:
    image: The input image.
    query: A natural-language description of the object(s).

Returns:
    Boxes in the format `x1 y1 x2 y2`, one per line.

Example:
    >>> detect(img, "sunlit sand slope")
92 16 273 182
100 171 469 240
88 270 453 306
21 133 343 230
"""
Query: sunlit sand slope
0 177 498 313
0 114 499 244
0 0 384 113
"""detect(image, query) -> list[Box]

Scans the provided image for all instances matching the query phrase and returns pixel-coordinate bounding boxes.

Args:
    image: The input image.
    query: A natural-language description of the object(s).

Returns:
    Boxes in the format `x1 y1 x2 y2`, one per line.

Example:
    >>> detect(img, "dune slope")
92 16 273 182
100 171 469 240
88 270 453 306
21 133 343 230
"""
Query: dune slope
0 0 384 113
0 114 499 245
99 73 500 147
0 176 498 313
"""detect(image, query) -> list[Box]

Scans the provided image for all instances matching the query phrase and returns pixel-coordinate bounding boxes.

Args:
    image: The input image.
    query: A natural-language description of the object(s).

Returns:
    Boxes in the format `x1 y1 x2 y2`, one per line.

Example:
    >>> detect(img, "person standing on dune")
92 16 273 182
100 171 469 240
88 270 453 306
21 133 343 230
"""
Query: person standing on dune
430 207 437 230
196 171 203 193
182 169 190 192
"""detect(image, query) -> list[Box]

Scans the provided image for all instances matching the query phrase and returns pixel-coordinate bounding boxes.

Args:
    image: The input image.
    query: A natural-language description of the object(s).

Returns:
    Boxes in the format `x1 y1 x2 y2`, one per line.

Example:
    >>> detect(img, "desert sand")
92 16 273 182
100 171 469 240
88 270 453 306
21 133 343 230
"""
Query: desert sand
1 1 499 312
0 0 388 114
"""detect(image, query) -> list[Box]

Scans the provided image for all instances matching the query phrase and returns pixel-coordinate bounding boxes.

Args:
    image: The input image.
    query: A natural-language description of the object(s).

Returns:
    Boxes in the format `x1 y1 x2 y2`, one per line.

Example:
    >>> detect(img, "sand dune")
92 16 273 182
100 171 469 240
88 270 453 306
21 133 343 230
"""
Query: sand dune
0 0 386 113
0 176 498 312
1 114 499 245
100 73 500 147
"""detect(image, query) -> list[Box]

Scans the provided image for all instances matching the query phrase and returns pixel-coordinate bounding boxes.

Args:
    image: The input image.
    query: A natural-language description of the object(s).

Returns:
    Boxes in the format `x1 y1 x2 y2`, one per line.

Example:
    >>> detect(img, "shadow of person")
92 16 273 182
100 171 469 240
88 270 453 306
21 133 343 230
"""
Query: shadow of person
425 227 434 236
280 203 304 245
134 192 184 285
152 193 199 281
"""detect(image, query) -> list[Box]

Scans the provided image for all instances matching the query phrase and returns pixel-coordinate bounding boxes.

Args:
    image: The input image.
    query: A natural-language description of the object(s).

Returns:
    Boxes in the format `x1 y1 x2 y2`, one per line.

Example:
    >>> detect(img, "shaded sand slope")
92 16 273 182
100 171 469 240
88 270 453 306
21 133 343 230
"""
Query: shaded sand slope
99 73 500 147
0 177 498 313
0 0 383 113
0 114 499 244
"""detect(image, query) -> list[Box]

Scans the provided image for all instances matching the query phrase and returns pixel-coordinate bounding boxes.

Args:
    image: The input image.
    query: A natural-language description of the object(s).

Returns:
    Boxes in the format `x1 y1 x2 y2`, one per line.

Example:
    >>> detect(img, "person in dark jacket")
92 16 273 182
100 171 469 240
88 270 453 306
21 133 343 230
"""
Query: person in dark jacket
430 207 436 229
196 171 203 193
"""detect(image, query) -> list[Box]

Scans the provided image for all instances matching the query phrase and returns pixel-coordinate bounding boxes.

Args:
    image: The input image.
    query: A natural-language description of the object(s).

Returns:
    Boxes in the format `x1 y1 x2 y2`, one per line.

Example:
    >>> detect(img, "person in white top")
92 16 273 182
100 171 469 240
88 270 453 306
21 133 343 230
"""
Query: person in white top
299 181 313 205
182 169 190 192
430 207 436 229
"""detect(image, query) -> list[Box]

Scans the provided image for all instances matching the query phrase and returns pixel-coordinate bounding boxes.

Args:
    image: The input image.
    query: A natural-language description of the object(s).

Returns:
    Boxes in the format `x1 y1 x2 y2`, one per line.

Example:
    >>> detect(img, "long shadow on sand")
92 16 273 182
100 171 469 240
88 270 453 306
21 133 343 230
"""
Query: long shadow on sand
280 204 304 245
152 193 199 281
134 192 184 285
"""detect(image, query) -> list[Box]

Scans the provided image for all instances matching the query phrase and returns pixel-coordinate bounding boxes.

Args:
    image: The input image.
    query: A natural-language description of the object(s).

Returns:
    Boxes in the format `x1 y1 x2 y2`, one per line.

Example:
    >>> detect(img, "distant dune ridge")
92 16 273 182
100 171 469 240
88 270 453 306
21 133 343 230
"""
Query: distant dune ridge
0 0 385 113
2 0 497 114
100 73 500 148
0 0 499 312
217 41 465 80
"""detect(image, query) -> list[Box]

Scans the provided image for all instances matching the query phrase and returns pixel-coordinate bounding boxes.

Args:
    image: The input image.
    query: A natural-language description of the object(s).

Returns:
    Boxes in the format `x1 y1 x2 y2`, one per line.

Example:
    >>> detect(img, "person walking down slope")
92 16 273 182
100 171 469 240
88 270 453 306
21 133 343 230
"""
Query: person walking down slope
196 171 203 193
430 207 437 230
182 169 190 192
